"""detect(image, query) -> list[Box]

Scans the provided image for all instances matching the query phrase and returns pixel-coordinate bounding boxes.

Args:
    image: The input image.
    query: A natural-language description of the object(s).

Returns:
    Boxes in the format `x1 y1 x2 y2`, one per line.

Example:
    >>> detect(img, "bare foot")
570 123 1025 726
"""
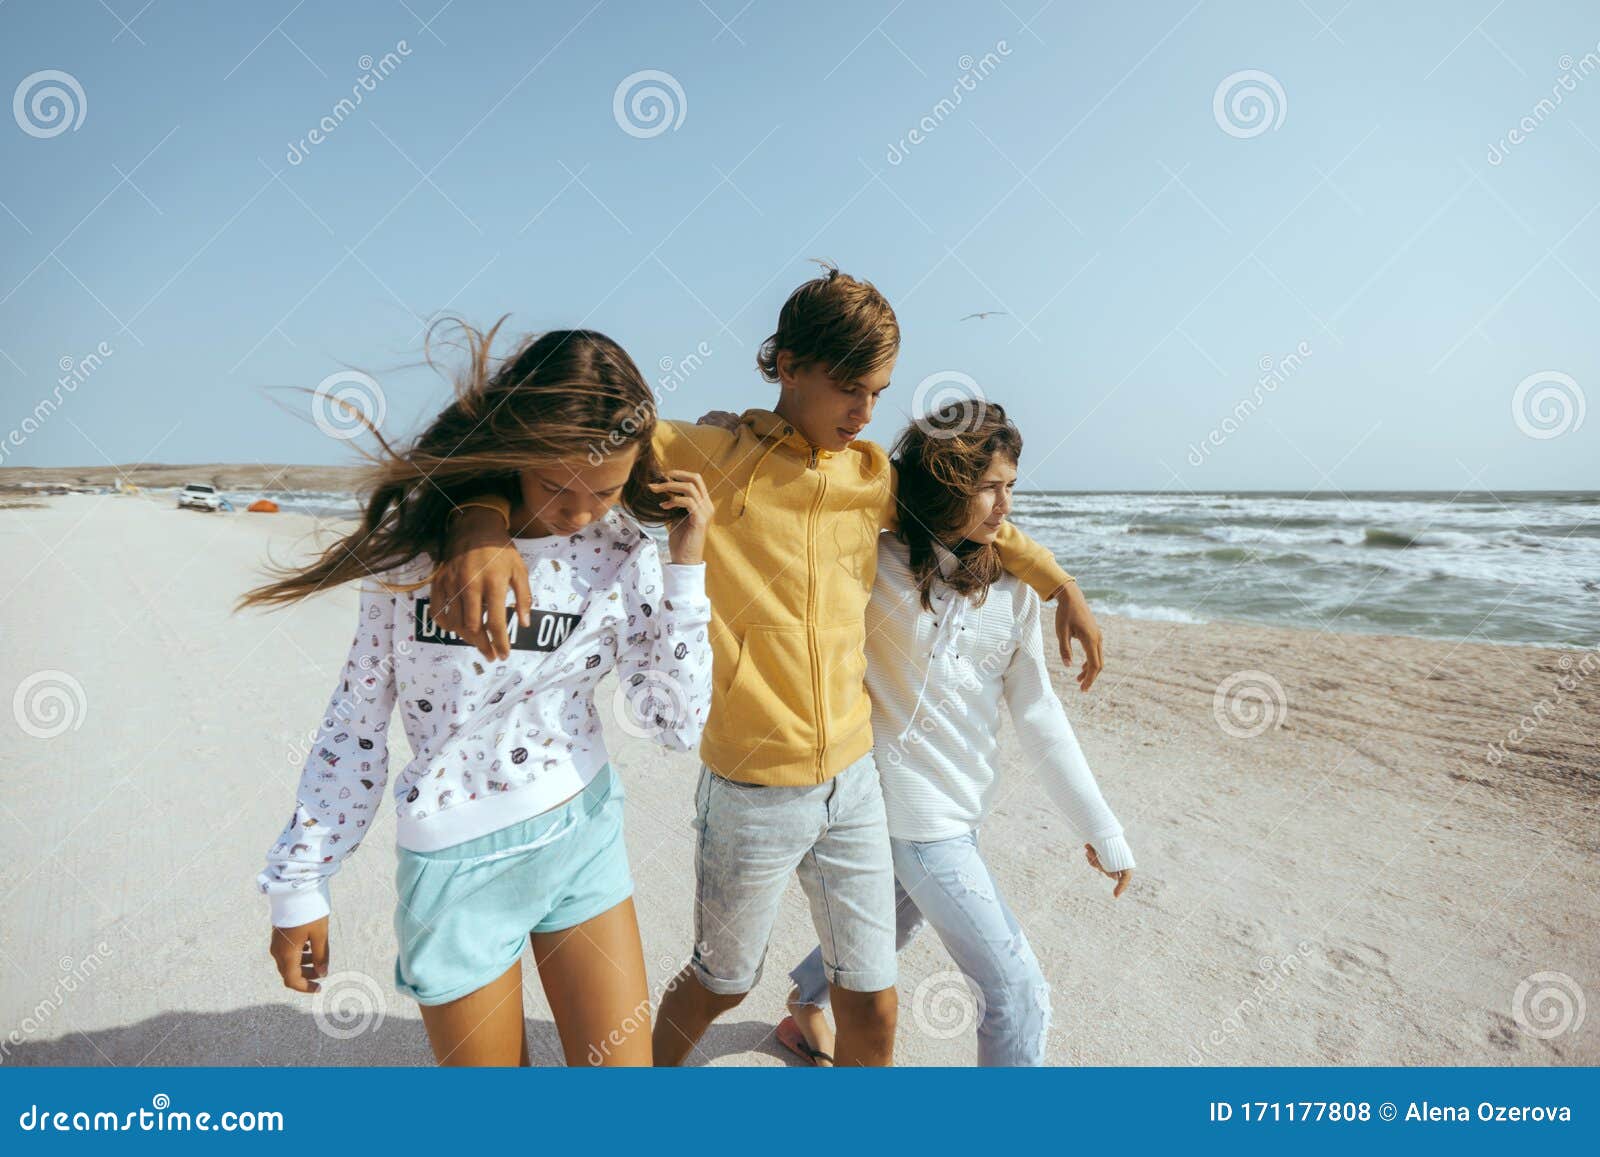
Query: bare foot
787 985 836 1067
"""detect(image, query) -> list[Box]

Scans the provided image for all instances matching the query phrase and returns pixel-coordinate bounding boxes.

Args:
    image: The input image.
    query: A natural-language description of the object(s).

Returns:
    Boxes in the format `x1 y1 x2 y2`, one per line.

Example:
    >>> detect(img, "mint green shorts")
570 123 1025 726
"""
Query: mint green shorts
393 764 633 1006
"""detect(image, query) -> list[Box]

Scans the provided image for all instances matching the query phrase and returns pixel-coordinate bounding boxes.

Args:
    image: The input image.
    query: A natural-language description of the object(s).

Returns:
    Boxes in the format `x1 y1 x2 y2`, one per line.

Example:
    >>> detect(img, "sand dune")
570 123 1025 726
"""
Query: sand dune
1 493 1593 1066
0 463 367 494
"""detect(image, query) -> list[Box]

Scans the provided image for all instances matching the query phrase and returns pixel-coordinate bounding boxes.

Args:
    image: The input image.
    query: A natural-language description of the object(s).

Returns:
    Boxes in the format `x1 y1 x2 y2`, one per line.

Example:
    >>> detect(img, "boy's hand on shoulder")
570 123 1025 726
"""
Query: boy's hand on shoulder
433 508 531 662
1053 581 1104 691
695 409 740 431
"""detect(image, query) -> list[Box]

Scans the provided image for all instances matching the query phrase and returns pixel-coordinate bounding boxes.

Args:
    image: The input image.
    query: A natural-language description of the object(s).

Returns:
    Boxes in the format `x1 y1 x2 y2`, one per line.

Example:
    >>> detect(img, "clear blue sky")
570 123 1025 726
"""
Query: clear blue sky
2 0 1596 490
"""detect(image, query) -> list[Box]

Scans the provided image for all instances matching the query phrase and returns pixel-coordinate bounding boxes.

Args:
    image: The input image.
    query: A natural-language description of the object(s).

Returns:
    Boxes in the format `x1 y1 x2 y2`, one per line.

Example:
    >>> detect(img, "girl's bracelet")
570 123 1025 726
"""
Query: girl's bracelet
449 499 510 529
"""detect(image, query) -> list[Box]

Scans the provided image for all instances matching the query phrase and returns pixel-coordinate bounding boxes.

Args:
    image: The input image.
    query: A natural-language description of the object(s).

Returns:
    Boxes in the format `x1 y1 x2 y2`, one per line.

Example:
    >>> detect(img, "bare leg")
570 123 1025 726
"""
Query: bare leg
652 966 747 1066
417 957 529 1066
830 984 897 1066
786 984 836 1066
531 897 652 1066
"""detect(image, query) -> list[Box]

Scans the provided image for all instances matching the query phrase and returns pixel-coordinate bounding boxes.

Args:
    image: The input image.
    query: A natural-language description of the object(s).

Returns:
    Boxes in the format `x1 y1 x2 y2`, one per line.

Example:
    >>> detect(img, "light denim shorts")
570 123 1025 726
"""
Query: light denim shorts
689 751 897 996
393 764 633 1007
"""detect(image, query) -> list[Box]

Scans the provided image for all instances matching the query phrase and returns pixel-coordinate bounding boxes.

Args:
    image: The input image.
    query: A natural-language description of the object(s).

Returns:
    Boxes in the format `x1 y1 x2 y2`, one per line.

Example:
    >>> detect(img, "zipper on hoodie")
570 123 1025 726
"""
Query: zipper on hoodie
805 444 827 781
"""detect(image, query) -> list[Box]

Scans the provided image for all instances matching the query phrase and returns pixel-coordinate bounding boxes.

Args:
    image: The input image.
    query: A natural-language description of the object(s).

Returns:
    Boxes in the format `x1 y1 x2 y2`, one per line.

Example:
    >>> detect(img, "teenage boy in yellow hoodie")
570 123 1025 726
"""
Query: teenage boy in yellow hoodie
428 266 1103 1066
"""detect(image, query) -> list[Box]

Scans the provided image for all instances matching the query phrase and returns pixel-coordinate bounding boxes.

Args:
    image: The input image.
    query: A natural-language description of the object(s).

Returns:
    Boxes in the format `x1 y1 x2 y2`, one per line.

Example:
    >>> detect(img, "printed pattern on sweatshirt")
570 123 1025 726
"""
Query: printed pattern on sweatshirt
257 508 712 926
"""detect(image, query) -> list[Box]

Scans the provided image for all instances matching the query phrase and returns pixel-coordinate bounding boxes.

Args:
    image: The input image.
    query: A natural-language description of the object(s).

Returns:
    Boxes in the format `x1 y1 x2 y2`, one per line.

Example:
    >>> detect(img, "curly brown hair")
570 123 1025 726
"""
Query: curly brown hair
756 260 900 384
237 320 674 611
890 402 1023 612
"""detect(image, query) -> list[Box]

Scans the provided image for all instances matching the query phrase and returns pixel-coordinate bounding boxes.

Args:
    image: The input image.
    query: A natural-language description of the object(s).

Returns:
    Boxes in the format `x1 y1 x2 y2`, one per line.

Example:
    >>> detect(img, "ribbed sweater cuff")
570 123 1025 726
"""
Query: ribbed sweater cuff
267 879 331 928
1090 831 1136 873
662 562 708 606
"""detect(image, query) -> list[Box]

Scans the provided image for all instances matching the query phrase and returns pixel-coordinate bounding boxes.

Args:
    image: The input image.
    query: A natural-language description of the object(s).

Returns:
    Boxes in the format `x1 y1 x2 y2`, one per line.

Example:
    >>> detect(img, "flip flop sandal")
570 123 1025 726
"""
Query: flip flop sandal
777 1014 834 1066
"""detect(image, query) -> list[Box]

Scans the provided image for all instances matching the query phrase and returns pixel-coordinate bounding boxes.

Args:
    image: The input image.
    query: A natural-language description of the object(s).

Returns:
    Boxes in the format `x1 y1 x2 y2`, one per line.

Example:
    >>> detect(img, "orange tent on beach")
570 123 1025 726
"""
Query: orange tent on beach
246 498 279 513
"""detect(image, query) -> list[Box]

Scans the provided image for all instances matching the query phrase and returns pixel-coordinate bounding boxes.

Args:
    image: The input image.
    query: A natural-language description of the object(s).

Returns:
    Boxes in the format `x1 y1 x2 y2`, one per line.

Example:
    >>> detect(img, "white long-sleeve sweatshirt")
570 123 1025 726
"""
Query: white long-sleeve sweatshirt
868 533 1136 872
258 507 712 927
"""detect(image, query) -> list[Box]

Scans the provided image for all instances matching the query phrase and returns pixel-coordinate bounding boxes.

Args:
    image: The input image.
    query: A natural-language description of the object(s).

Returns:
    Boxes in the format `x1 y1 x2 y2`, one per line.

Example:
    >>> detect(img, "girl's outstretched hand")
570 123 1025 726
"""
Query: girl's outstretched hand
269 916 330 994
650 470 714 566
1084 843 1132 898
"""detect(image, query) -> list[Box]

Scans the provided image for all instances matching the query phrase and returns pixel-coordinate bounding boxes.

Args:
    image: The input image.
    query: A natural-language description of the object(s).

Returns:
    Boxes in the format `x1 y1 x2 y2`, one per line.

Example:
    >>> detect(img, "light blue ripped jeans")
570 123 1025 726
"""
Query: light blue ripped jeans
788 828 1052 1066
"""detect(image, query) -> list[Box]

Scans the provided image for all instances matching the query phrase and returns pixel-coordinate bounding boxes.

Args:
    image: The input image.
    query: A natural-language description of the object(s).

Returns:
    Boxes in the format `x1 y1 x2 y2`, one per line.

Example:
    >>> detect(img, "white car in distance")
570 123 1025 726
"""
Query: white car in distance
177 482 223 512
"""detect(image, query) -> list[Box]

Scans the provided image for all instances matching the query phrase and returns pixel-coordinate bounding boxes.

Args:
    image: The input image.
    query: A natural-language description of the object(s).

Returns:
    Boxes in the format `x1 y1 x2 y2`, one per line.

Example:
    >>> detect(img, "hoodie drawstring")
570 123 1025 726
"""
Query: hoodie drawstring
736 433 788 518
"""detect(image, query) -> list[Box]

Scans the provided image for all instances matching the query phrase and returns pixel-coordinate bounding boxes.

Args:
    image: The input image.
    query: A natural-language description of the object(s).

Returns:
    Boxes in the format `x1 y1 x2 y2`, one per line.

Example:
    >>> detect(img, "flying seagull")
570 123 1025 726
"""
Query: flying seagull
959 311 1009 321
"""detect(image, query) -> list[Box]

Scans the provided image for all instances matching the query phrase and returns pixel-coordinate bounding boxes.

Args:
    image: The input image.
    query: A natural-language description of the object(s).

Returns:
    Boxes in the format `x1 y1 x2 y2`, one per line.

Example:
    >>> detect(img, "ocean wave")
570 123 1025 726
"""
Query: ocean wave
1104 602 1210 624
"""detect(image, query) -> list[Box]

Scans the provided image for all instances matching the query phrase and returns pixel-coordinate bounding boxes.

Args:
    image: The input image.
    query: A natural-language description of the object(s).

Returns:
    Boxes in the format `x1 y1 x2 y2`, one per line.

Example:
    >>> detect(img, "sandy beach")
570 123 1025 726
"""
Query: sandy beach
1 491 1594 1067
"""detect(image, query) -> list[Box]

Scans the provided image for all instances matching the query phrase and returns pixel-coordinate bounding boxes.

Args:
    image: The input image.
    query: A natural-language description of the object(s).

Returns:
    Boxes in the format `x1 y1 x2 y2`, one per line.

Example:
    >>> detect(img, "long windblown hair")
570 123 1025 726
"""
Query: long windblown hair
890 401 1023 612
237 320 672 611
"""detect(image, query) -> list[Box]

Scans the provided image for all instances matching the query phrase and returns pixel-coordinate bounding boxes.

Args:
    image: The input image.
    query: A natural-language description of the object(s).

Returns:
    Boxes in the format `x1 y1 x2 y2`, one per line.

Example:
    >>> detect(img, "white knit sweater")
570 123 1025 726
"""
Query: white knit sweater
868 533 1135 872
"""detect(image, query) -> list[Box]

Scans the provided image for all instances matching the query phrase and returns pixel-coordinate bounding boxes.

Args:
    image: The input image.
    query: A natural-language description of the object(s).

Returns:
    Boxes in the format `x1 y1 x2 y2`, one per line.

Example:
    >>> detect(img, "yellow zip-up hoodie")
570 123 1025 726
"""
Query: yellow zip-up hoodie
469 409 1074 786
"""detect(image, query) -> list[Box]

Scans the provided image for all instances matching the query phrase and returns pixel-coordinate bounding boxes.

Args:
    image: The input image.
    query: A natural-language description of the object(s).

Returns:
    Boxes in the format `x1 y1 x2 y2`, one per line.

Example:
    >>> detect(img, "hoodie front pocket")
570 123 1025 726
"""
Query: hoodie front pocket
708 625 814 752
817 619 871 745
